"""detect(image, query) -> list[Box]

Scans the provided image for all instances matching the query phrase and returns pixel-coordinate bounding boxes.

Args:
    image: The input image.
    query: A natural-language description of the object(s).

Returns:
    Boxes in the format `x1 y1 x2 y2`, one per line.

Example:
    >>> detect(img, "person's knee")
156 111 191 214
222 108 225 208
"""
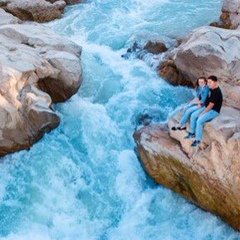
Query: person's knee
191 113 198 121
196 117 205 126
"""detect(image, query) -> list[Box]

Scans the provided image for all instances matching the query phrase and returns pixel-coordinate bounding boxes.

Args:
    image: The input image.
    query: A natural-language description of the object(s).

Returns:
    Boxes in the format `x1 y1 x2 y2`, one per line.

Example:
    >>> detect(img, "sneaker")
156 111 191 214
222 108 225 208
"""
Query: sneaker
171 126 187 131
184 133 195 139
191 140 201 147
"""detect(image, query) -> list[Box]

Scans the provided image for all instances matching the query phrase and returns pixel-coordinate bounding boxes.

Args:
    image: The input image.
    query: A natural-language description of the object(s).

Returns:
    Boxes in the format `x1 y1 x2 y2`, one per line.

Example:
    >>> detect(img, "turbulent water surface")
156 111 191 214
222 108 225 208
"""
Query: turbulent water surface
1 0 240 239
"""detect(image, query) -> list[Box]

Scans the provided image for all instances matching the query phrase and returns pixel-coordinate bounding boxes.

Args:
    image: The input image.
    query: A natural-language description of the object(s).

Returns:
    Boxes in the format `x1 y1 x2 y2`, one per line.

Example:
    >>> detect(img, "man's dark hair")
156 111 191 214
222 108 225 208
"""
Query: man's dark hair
208 75 218 82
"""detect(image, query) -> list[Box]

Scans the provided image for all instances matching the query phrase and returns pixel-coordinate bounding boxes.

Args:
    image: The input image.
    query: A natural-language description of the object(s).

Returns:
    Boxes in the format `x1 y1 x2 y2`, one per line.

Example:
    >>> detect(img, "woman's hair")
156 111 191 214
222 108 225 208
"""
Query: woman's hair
195 76 207 87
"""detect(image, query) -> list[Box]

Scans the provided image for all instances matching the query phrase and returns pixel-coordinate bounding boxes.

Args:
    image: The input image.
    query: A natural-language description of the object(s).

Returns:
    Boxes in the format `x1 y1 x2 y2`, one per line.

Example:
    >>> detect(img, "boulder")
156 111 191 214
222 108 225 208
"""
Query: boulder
143 40 168 54
0 24 82 156
0 0 66 22
0 8 21 25
173 26 240 109
134 110 240 230
210 0 240 30
220 0 240 29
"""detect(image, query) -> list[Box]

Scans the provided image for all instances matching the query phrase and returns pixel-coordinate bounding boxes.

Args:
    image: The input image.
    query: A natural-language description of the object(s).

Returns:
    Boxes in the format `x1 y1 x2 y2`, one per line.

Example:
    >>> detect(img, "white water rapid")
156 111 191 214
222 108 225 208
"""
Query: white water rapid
0 0 239 239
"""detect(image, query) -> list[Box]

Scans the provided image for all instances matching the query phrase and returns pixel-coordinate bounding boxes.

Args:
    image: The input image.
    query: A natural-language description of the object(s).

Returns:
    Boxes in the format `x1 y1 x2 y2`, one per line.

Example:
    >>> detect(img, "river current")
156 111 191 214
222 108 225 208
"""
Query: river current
0 0 239 239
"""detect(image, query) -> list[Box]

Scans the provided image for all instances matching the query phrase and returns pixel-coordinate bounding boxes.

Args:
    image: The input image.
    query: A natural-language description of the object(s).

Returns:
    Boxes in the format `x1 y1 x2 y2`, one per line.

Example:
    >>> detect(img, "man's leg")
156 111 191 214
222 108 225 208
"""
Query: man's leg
195 110 219 141
180 105 199 127
189 107 205 134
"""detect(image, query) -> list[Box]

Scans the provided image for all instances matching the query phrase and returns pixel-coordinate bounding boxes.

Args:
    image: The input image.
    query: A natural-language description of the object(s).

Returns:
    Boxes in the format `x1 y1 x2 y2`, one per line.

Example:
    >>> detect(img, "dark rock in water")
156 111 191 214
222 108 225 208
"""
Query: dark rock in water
122 38 169 61
134 108 166 130
140 114 152 126
135 113 152 127
127 42 140 53
143 40 168 54
121 41 142 59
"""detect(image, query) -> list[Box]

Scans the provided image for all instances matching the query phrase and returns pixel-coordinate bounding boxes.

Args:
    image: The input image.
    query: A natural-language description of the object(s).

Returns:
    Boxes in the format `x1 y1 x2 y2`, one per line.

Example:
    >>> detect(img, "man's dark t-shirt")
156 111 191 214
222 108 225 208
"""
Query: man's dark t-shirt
205 87 223 113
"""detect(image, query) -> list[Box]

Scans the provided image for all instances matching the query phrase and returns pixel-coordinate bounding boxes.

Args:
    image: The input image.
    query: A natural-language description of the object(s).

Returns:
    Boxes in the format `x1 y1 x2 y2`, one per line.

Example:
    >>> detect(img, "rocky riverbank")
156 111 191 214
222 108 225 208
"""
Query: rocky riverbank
134 0 240 231
0 1 83 156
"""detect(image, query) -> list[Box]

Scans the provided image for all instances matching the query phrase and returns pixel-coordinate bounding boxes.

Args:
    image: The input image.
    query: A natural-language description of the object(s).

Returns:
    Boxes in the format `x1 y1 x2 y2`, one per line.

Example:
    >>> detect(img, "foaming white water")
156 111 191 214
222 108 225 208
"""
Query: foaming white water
49 0 222 49
1 0 240 239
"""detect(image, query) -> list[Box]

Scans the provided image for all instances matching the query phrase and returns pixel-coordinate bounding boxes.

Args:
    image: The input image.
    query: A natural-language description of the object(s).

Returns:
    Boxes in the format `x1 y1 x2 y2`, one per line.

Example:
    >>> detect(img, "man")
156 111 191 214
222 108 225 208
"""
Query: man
185 75 223 147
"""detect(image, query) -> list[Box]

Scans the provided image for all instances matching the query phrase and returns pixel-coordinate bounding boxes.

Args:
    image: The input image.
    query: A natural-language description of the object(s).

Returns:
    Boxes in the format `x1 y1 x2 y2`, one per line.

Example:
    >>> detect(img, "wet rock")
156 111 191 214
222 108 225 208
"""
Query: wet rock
143 40 168 54
158 59 192 86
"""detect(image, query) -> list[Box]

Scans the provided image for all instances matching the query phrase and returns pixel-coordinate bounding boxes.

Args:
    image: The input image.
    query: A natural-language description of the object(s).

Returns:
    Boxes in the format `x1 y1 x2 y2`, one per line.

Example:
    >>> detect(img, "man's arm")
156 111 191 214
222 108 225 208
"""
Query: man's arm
199 102 214 116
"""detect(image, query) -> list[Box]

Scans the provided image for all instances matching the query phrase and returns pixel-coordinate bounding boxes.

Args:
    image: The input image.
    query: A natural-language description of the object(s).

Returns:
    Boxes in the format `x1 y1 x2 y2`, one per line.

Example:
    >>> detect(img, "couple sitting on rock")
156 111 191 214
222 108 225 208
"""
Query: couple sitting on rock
172 75 223 147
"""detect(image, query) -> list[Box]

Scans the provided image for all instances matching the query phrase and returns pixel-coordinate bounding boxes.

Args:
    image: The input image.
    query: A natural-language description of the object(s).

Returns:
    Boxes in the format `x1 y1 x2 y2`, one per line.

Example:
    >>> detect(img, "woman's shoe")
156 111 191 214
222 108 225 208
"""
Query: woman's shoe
171 126 186 131
177 126 186 130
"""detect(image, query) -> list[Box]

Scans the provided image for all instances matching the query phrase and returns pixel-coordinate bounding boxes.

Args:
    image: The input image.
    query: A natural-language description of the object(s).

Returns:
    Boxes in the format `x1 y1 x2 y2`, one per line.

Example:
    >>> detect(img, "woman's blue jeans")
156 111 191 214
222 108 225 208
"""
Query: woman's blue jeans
189 107 219 141
180 104 199 127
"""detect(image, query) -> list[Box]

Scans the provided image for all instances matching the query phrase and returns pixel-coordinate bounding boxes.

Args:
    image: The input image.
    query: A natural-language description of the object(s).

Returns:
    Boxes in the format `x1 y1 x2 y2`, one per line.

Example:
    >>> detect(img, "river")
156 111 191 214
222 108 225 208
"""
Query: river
0 0 239 239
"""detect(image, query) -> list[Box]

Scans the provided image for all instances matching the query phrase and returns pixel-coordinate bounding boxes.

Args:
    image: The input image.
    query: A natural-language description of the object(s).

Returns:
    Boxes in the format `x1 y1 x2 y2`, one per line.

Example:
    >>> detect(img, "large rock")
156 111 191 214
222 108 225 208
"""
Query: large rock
222 0 240 30
0 0 66 22
0 24 82 156
0 8 21 25
173 26 240 109
212 0 240 30
134 109 240 230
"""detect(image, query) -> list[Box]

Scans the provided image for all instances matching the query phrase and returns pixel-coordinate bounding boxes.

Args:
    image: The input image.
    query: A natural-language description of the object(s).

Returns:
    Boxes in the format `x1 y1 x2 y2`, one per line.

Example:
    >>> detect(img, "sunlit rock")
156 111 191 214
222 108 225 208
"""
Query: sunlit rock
173 26 240 110
134 108 240 230
0 0 66 22
0 8 21 25
0 24 82 156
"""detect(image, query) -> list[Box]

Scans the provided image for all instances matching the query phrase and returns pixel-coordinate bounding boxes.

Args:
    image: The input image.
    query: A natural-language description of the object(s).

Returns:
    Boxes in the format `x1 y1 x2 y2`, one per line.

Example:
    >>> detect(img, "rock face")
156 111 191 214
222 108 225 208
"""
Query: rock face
0 23 82 156
134 109 240 230
159 26 240 103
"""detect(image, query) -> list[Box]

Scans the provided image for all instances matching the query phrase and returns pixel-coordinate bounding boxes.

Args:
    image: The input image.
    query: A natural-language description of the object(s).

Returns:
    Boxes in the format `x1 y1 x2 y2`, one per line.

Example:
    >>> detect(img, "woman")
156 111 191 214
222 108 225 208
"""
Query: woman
172 76 209 131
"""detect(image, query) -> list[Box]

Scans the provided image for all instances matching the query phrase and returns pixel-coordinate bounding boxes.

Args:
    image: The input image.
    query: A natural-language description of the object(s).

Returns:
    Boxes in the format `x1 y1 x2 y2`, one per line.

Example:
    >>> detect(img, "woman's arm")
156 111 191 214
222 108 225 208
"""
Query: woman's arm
200 87 210 105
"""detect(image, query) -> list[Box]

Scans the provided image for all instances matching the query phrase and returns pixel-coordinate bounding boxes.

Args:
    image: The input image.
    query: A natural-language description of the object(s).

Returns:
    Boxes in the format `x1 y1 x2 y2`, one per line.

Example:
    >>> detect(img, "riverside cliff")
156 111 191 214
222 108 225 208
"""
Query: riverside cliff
0 1 83 156
134 0 240 231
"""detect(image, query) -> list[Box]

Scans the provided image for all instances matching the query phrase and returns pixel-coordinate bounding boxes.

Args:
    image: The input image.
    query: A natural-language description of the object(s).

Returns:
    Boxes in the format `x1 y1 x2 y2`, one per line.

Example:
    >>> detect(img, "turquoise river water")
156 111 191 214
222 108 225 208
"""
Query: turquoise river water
0 0 240 239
